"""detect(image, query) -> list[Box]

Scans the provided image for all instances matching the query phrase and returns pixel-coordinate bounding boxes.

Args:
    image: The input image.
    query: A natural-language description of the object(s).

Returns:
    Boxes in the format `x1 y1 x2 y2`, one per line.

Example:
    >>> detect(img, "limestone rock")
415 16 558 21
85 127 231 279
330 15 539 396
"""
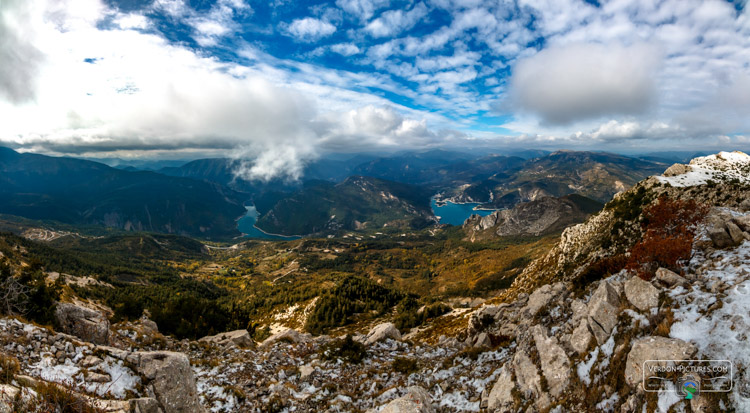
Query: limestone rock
139 317 159 334
199 329 254 348
531 325 570 397
732 215 750 232
512 351 542 399
726 221 746 244
569 319 592 355
130 398 163 413
663 163 692 177
587 281 621 345
468 305 501 333
624 276 659 311
131 351 205 413
299 364 315 380
259 329 311 349
377 386 434 413
486 366 515 412
707 212 742 248
522 282 564 317
54 302 110 345
0 385 19 413
654 268 688 288
624 336 697 387
364 323 401 346
472 332 492 348
571 299 588 323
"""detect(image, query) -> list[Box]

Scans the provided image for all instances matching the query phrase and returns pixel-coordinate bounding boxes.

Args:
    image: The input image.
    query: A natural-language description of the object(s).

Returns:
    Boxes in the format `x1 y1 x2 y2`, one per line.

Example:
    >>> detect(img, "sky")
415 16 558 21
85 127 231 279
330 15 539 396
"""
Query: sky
1 0 750 180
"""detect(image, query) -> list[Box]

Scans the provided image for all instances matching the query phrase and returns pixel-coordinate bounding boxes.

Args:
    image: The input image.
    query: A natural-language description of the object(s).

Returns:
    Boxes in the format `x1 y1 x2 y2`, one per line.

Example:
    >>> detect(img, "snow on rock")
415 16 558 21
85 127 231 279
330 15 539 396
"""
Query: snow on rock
656 151 750 187
670 239 750 410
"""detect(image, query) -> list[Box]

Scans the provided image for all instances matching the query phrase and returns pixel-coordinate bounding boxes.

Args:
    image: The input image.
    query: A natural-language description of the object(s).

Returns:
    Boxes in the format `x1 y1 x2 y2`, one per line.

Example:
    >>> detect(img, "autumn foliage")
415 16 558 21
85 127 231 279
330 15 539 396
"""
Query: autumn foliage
626 196 709 280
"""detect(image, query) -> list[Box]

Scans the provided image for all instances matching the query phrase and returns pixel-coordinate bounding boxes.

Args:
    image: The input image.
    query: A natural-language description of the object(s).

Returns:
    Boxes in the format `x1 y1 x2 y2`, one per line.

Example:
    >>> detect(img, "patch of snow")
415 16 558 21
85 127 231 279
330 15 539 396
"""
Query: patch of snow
657 381 682 412
596 393 619 412
656 151 750 187
577 347 599 385
85 358 141 399
670 239 750 410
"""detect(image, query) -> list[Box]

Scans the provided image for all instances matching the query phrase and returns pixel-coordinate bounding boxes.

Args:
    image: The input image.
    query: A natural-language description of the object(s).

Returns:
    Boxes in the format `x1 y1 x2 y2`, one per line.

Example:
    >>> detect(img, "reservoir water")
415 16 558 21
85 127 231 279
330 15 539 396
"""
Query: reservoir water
430 198 496 226
237 206 301 240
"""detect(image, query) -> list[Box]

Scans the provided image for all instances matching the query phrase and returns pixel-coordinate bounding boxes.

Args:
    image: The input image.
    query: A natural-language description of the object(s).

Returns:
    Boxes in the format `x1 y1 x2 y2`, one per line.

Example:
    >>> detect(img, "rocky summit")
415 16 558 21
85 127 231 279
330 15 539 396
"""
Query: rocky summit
2 151 750 412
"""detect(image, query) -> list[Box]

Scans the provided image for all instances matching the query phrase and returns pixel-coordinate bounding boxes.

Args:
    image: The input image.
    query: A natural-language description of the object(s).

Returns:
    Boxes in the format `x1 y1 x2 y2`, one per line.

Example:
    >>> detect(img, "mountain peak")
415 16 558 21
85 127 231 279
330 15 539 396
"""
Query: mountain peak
657 150 750 187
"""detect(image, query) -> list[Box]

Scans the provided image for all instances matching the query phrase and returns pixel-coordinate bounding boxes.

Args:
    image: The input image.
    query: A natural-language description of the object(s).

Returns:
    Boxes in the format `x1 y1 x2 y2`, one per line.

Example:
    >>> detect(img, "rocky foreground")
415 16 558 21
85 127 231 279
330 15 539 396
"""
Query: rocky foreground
2 152 750 412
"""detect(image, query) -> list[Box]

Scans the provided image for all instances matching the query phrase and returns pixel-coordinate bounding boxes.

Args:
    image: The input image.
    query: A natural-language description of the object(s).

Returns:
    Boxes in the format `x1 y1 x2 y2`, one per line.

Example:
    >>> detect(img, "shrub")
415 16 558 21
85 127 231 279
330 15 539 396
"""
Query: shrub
626 196 708 280
29 381 105 413
0 352 20 384
319 335 367 364
392 357 419 374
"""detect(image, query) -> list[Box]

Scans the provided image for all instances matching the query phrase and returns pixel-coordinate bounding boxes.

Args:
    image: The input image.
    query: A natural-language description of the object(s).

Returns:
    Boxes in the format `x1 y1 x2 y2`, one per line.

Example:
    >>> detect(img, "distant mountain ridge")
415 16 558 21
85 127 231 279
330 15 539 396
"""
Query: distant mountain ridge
255 175 436 236
0 147 246 239
447 151 667 207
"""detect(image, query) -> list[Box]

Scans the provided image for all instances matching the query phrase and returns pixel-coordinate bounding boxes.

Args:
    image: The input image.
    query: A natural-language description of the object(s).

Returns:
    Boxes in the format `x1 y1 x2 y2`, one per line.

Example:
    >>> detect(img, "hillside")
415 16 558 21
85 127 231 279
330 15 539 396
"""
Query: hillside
255 176 437 236
0 147 246 239
463 194 603 241
447 151 668 207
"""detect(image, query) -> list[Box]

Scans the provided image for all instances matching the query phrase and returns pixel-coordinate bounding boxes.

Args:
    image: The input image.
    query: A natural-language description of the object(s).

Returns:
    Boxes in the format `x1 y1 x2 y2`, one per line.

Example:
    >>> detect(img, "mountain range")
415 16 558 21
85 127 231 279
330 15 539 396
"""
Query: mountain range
0 146 670 238
0 147 246 239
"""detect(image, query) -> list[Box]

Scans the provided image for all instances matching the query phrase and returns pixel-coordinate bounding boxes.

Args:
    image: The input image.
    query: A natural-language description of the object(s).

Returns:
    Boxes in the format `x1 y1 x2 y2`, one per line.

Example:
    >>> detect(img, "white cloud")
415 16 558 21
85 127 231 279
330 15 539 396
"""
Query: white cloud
364 2 428 38
509 42 662 125
0 0 467 181
283 17 337 42
153 0 250 46
336 0 389 21
0 0 44 103
330 43 361 56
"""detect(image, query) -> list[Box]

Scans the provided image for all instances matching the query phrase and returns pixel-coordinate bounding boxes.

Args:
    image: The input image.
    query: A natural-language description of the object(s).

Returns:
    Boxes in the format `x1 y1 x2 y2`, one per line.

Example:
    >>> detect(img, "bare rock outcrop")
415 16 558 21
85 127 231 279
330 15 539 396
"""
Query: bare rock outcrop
372 386 434 413
623 276 659 311
365 322 402 346
624 336 698 387
54 302 110 345
130 351 206 413
531 325 570 398
199 329 254 349
587 281 621 345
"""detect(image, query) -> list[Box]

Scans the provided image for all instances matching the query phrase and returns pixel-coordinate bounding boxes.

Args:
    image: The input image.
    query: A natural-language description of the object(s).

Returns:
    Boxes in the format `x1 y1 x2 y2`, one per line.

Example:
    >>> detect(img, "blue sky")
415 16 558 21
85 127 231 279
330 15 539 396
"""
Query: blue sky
1 0 750 179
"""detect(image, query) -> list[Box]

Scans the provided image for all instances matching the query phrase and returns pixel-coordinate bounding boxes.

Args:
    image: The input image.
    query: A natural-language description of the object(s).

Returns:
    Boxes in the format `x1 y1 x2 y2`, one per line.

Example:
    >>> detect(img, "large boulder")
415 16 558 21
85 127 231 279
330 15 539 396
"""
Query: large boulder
531 325 570 397
624 276 659 311
663 163 692 177
199 330 254 349
486 365 515 412
129 351 205 413
587 281 621 345
54 303 110 345
259 329 311 349
624 336 698 387
376 386 434 413
364 323 401 346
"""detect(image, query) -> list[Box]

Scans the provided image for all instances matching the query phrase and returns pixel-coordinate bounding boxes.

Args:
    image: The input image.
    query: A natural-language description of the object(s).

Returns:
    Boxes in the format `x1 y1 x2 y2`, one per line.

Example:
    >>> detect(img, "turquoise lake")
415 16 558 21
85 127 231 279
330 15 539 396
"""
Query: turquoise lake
237 206 300 240
430 198 496 226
